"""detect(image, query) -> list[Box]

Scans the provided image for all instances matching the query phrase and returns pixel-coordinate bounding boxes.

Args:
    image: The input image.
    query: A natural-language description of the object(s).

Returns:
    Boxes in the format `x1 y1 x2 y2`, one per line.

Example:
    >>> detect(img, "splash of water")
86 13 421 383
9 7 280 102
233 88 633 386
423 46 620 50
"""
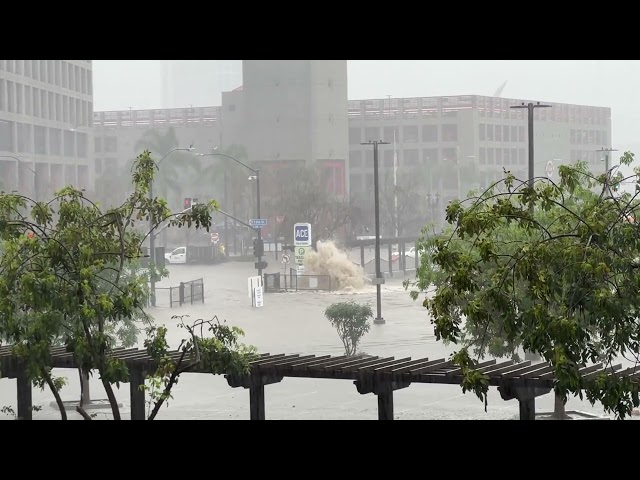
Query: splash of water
304 240 367 291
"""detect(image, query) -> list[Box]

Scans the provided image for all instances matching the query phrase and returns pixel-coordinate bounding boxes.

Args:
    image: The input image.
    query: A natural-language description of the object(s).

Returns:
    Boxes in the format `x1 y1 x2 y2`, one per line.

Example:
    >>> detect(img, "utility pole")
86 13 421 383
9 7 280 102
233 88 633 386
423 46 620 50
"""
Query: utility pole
510 101 551 361
510 102 551 215
362 140 390 325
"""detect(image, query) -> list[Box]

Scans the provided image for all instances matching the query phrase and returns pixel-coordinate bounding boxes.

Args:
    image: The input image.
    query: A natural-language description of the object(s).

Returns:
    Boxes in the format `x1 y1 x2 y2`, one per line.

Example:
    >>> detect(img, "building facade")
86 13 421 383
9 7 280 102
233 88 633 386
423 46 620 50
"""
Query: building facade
0 60 94 198
161 60 242 108
347 95 612 207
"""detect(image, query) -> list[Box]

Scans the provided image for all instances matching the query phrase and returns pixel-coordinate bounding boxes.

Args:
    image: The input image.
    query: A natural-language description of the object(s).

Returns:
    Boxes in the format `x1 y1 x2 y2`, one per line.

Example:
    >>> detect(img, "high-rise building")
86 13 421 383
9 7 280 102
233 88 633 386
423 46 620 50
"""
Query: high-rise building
0 60 94 199
161 60 242 108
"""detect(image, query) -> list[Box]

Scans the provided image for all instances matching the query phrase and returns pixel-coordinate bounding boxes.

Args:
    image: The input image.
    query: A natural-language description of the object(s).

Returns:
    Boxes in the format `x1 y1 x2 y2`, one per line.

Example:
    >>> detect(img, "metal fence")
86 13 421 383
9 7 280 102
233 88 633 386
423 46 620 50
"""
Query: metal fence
263 270 333 293
153 278 204 307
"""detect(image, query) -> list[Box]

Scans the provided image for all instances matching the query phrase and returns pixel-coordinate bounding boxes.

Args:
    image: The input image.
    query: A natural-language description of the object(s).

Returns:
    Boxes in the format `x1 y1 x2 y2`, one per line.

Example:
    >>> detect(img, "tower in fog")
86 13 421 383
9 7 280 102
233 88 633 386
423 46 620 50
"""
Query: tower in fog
161 60 242 108
239 60 349 194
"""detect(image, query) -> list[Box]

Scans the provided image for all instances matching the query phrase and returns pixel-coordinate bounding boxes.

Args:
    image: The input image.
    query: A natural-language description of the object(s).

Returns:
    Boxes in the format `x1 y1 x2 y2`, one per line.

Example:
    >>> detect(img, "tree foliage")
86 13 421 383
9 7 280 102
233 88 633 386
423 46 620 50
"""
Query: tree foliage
324 302 372 356
408 155 640 419
142 315 258 420
0 150 218 420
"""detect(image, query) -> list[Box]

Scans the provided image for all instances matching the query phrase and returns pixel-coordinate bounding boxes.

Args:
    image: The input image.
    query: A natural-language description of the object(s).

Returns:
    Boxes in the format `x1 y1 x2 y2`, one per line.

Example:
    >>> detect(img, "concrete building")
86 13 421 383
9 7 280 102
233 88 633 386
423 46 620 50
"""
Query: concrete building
161 61 242 108
0 60 94 198
347 95 612 206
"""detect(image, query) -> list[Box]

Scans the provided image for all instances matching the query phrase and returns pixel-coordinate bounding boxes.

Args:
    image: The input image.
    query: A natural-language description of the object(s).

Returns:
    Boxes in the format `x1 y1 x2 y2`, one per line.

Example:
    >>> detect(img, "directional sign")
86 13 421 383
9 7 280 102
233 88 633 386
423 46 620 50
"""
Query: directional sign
294 222 312 247
250 219 268 229
281 253 290 264
294 246 307 265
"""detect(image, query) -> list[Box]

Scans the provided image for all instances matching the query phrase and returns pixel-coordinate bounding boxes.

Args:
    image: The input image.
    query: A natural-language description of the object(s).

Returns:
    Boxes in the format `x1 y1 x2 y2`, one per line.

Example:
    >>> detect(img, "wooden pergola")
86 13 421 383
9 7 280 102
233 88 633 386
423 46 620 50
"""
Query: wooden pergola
0 346 627 420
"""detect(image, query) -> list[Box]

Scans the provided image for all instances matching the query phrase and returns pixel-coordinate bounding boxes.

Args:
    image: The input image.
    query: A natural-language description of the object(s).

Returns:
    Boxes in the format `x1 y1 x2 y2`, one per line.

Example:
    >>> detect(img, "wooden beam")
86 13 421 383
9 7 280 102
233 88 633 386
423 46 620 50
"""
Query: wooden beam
16 368 32 421
519 398 535 420
129 368 146 420
377 382 394 420
249 377 266 420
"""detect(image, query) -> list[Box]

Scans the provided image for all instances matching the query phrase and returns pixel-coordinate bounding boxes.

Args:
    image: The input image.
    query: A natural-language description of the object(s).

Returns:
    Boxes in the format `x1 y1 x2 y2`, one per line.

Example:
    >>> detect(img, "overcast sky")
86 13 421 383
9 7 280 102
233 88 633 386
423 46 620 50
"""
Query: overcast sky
93 60 640 147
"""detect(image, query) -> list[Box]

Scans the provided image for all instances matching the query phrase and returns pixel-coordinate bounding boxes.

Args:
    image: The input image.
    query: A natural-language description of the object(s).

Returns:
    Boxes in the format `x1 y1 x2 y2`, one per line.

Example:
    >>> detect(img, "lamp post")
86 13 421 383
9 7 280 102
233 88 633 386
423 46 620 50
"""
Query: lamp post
0 155 36 199
596 147 618 176
361 140 390 325
149 146 195 307
196 151 263 277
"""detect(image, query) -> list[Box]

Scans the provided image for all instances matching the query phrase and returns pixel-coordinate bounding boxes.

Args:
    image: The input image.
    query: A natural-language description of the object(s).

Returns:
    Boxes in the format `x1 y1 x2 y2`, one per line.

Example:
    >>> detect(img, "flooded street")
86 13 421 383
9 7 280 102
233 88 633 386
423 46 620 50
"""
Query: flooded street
0 257 620 420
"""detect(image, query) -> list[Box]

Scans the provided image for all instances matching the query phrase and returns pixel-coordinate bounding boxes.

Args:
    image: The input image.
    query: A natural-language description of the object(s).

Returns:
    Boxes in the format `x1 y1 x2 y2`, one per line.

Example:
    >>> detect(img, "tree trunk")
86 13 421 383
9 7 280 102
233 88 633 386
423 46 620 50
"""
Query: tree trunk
101 377 121 420
553 393 569 420
42 369 67 420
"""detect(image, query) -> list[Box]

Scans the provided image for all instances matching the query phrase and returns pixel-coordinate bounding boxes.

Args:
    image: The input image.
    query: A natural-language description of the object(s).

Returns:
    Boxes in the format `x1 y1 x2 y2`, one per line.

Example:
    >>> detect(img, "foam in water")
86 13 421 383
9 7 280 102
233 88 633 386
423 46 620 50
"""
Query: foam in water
304 240 367 291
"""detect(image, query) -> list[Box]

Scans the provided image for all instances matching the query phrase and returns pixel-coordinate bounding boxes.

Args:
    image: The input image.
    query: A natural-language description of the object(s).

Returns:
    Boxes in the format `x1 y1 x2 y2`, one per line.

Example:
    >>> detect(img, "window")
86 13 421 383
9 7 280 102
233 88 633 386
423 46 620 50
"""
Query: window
364 127 380 142
6 60 14 73
495 124 502 142
87 71 93 95
64 130 75 157
77 133 87 158
595 130 602 145
63 96 69 123
404 149 419 166
7 81 15 113
602 131 608 146
518 126 525 142
40 89 47 120
495 148 503 165
56 94 62 122
48 61 54 84
75 65 81 93
96 158 103 175
228 104 236 112
442 148 457 162
479 148 486 165
486 124 494 141
50 128 61 156
503 125 510 142
31 60 39 81
17 123 32 153
78 165 89 188
383 149 395 168
0 79 4 112
61 61 68 88
403 125 419 143
34 126 47 155
519 148 526 164
104 136 117 153
422 125 437 142
383 126 396 143
24 60 31 77
441 124 458 142
349 127 361 145
0 120 13 151
16 83 23 114
479 124 486 141
511 125 517 142
576 130 582 145
350 174 362 192
487 148 494 165
55 61 61 87
570 129 576 144
511 148 517 166
16 60 23 76
24 86 32 115
32 88 40 118
48 92 55 121
95 137 102 153
40 60 47 83
424 148 438 164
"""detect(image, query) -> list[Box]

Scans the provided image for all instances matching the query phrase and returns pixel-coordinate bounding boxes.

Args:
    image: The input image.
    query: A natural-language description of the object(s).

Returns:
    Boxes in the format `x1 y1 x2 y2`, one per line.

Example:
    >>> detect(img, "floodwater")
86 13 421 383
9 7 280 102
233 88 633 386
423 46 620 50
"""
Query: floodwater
0 253 626 420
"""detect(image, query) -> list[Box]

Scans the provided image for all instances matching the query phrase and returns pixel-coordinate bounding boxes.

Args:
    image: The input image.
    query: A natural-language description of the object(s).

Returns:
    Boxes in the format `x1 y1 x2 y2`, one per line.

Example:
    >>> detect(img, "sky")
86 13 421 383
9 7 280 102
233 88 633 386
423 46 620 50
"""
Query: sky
92 60 640 147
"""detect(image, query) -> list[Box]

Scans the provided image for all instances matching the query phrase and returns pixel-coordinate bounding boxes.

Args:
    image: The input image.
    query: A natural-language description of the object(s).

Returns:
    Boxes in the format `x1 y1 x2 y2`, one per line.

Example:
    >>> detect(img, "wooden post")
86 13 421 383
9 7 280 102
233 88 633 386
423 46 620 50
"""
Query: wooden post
16 369 32 420
249 378 266 420
129 368 146 420
519 398 535 420
376 382 394 420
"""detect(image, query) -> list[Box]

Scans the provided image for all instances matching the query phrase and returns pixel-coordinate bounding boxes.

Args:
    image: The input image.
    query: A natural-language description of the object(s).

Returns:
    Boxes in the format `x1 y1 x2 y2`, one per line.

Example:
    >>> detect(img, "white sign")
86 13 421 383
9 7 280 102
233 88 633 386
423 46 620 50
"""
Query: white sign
294 246 307 265
211 232 219 244
294 222 312 247
254 286 264 308
546 160 554 179
281 253 290 264
248 275 262 302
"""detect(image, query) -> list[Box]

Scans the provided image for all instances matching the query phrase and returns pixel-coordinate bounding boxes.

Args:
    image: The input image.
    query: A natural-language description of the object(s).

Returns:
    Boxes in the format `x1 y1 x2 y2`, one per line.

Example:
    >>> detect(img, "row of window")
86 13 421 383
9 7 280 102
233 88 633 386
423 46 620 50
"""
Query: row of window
0 60 92 95
349 124 460 145
479 148 527 166
0 160 90 190
95 157 119 175
0 120 87 158
570 150 608 164
94 136 118 153
570 129 609 146
0 79 93 126
479 124 526 143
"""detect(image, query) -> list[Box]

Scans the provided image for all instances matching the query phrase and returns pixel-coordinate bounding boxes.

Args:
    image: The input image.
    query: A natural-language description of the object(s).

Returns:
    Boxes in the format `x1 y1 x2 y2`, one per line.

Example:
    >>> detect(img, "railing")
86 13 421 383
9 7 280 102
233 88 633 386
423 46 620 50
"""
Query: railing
153 278 204 307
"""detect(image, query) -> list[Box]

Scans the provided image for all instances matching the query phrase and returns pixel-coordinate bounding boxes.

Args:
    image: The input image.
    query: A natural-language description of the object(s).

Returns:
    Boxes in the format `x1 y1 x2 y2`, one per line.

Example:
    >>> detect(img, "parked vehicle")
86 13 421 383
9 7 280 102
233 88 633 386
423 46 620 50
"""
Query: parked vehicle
165 246 187 264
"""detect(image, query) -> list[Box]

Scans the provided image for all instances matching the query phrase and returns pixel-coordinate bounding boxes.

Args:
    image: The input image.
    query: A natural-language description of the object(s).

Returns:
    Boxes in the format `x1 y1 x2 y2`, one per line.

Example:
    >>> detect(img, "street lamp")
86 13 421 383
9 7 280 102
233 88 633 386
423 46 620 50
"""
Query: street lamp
596 147 618 175
0 155 36 199
361 140 390 325
196 151 263 277
148 145 195 307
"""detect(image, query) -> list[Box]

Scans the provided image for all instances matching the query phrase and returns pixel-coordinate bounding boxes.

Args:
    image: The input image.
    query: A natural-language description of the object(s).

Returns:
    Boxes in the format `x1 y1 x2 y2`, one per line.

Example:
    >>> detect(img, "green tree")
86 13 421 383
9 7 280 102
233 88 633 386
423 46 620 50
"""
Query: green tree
408 156 640 419
324 302 373 356
0 150 217 420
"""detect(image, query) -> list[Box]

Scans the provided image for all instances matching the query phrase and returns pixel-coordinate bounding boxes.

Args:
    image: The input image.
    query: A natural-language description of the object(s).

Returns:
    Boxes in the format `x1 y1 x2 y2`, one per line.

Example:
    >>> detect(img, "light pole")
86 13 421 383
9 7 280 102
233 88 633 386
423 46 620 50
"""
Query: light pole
0 155 36 199
149 146 195 307
596 147 618 176
510 101 551 362
196 152 263 277
361 140 390 325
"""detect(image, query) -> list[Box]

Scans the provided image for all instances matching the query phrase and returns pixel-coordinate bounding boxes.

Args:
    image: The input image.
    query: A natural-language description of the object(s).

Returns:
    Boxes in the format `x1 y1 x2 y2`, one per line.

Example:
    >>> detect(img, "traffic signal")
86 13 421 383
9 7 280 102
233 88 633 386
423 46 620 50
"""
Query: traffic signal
253 238 264 258
192 198 199 206
183 198 192 209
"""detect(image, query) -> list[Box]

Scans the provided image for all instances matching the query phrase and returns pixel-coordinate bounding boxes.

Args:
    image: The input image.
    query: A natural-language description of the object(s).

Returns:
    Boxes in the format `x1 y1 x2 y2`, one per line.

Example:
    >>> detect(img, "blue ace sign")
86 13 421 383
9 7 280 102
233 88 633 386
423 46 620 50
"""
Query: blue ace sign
294 222 312 247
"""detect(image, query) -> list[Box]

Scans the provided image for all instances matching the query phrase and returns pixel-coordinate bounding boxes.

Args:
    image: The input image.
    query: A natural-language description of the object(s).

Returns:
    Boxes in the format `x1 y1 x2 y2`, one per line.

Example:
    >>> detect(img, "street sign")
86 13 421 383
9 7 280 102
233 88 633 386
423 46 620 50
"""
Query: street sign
250 218 268 228
546 160 554 179
276 215 285 224
254 286 264 308
294 222 312 247
192 197 199 205
294 246 307 265
282 253 290 264
211 232 219 244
